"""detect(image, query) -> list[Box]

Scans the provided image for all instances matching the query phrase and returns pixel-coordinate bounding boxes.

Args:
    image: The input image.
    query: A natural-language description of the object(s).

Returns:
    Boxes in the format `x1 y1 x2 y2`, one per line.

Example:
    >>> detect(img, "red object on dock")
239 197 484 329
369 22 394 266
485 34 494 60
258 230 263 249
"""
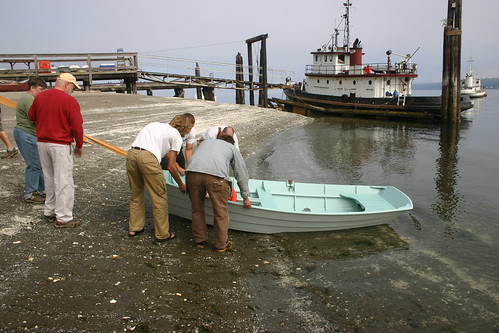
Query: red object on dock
39 60 51 73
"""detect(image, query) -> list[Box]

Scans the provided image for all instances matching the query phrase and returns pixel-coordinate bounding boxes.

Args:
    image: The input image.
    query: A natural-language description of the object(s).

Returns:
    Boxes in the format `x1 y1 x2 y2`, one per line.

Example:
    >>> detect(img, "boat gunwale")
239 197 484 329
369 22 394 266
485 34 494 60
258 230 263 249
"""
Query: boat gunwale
164 172 413 216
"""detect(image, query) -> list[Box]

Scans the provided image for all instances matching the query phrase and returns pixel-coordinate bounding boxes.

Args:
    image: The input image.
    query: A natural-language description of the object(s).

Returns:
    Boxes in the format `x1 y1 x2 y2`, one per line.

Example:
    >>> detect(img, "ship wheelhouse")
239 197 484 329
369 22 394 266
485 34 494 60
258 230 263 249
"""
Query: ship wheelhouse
303 43 418 99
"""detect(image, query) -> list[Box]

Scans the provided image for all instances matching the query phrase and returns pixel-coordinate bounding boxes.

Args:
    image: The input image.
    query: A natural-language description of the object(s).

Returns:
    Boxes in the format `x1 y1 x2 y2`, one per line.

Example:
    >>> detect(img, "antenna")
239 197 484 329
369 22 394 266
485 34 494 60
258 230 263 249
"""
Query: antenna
343 1 352 50
467 56 474 75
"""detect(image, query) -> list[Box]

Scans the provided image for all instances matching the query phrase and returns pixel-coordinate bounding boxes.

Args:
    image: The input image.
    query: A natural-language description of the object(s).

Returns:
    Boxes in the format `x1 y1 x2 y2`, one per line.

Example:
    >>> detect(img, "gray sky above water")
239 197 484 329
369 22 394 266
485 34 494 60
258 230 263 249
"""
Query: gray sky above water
1 0 497 83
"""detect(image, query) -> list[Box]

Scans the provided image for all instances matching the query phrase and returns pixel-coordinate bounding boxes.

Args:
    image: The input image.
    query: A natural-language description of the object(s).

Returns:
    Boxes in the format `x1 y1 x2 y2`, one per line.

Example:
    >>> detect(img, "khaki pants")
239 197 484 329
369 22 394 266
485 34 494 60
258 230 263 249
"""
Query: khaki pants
126 149 170 239
187 172 230 250
37 142 75 223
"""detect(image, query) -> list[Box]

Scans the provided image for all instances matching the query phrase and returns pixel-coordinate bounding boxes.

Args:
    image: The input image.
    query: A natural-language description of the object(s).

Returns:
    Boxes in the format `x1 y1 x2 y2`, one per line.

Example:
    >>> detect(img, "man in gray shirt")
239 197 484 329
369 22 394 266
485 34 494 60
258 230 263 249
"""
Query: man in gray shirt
186 134 251 252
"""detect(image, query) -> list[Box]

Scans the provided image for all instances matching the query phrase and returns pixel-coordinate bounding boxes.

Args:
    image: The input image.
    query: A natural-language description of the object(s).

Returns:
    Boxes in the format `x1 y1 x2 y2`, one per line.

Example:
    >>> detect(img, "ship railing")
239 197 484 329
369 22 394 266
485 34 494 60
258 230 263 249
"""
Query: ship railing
305 62 417 75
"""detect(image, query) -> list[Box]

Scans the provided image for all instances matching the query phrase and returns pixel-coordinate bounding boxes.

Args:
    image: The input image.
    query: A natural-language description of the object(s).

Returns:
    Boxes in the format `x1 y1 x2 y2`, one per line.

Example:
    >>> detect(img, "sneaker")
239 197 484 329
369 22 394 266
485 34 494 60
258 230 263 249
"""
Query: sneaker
195 241 207 249
44 215 56 223
1 148 18 159
54 220 79 228
25 195 45 204
215 241 233 253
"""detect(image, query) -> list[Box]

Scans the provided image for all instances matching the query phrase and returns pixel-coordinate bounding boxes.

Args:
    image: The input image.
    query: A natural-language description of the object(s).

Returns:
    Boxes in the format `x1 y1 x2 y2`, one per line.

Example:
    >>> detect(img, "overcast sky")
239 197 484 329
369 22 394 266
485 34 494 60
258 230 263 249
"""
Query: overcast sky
1 0 498 84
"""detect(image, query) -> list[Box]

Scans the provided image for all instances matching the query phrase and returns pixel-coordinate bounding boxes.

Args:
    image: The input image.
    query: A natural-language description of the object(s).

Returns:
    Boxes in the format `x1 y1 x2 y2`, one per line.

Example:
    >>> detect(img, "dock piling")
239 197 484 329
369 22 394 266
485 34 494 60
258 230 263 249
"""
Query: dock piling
246 34 269 107
195 63 202 99
236 52 245 104
441 0 462 123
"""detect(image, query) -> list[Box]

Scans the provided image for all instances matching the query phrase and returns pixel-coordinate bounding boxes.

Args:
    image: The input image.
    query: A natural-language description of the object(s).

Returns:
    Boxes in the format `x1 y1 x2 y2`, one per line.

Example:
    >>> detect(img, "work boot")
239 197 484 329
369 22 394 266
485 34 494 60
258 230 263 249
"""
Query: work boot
54 220 79 228
43 215 56 223
25 195 45 204
1 148 18 159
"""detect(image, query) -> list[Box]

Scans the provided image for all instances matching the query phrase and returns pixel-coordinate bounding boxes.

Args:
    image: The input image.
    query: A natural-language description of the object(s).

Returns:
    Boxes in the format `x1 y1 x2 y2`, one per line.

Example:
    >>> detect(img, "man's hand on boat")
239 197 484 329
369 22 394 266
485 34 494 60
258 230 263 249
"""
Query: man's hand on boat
243 197 251 209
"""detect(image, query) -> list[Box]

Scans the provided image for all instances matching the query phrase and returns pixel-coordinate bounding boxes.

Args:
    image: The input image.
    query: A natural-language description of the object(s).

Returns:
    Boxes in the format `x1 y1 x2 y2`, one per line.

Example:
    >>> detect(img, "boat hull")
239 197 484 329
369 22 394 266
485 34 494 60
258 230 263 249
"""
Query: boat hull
0 81 28 92
283 88 473 117
461 88 486 98
165 172 413 234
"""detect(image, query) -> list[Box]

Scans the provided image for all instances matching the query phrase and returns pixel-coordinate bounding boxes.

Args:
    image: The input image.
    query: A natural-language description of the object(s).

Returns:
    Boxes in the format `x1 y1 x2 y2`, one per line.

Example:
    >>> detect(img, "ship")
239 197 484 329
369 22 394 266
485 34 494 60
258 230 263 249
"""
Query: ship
278 0 473 120
461 57 487 98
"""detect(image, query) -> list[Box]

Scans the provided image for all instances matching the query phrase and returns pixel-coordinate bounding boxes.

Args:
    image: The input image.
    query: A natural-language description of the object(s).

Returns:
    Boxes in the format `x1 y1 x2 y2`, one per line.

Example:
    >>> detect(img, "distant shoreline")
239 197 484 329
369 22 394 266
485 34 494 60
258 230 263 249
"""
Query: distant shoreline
415 77 499 90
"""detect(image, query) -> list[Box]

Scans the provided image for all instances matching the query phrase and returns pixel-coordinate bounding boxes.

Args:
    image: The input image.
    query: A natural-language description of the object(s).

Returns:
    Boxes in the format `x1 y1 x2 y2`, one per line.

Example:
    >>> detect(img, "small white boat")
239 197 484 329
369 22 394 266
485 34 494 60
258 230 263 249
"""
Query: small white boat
165 172 413 234
461 57 487 98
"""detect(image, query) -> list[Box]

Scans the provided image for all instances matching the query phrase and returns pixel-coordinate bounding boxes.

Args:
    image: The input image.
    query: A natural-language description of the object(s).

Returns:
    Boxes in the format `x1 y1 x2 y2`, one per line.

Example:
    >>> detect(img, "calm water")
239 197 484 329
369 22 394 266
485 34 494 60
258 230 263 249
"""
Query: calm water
245 89 499 328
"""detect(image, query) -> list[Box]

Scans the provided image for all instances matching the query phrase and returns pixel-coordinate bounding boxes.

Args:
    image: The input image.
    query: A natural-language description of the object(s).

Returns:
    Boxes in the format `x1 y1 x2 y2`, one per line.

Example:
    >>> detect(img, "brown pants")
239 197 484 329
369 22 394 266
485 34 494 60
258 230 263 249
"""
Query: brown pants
126 148 170 239
187 172 230 250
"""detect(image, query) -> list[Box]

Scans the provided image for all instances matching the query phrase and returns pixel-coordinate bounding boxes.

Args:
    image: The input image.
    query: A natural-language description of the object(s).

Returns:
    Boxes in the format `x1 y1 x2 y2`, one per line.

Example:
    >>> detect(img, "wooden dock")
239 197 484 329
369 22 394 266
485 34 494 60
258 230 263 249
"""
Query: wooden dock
0 52 289 104
0 52 139 92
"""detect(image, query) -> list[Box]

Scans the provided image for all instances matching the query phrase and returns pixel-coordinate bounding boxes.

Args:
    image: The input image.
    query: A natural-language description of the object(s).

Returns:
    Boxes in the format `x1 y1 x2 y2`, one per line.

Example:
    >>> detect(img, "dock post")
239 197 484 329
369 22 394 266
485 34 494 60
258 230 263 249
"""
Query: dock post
125 80 132 94
202 87 215 101
258 38 268 108
441 0 462 123
236 52 245 104
195 63 202 99
246 42 255 105
246 34 269 107
86 55 93 91
83 80 90 92
174 88 185 98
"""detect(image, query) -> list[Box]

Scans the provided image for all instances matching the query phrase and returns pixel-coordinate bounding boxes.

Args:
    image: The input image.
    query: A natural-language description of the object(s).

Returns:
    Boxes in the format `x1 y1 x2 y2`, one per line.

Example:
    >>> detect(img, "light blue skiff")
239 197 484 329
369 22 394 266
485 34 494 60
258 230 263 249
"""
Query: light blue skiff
164 172 413 234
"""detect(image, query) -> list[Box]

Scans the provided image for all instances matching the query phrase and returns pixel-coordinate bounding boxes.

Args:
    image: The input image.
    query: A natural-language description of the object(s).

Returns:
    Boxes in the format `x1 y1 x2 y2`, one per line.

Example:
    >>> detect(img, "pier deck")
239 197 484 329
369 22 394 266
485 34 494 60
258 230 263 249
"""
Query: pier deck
0 52 287 98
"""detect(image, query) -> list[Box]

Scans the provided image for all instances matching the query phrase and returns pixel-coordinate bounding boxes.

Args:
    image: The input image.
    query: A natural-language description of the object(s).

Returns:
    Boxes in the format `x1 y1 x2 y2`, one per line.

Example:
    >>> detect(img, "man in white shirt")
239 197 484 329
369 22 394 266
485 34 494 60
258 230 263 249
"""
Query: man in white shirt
126 115 192 242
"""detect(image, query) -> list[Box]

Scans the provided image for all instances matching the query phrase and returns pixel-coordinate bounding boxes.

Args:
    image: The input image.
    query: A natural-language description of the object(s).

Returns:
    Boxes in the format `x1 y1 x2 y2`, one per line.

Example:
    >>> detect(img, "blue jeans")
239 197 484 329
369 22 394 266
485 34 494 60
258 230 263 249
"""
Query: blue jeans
13 128 45 199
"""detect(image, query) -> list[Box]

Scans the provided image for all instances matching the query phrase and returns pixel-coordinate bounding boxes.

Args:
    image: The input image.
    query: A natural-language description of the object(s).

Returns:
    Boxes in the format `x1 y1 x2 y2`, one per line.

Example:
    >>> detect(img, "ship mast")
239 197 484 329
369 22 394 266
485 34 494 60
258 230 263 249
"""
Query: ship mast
332 1 352 51
467 56 474 76
343 0 352 51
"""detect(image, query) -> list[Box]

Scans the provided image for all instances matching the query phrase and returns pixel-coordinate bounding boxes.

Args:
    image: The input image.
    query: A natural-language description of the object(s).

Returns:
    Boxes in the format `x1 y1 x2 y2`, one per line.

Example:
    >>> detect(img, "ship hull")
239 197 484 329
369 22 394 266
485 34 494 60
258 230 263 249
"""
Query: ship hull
282 88 473 119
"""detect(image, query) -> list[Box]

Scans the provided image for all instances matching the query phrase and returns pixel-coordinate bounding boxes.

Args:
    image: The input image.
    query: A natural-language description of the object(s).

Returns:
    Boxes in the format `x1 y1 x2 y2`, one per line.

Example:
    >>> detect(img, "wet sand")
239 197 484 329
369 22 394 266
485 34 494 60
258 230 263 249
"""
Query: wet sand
1 92 495 332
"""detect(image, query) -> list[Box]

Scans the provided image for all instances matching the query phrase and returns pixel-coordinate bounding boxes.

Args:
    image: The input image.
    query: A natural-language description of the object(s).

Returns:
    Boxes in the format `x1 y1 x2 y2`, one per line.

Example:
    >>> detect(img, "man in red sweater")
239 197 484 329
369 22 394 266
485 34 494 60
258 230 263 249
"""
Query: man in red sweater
28 73 84 228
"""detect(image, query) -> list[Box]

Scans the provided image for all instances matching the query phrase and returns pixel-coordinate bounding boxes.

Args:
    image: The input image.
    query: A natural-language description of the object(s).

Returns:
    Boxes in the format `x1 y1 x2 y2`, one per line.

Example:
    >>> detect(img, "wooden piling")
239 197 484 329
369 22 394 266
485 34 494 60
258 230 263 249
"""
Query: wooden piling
174 88 185 98
259 38 268 107
202 87 215 101
246 34 269 107
441 0 462 123
236 52 245 104
195 62 202 99
246 42 255 105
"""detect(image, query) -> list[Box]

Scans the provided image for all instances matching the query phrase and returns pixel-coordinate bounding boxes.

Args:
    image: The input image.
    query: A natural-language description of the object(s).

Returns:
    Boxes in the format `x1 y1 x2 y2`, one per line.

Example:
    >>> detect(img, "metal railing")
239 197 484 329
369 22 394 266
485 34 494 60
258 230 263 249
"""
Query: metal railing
0 53 139 76
138 54 292 85
305 62 417 76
